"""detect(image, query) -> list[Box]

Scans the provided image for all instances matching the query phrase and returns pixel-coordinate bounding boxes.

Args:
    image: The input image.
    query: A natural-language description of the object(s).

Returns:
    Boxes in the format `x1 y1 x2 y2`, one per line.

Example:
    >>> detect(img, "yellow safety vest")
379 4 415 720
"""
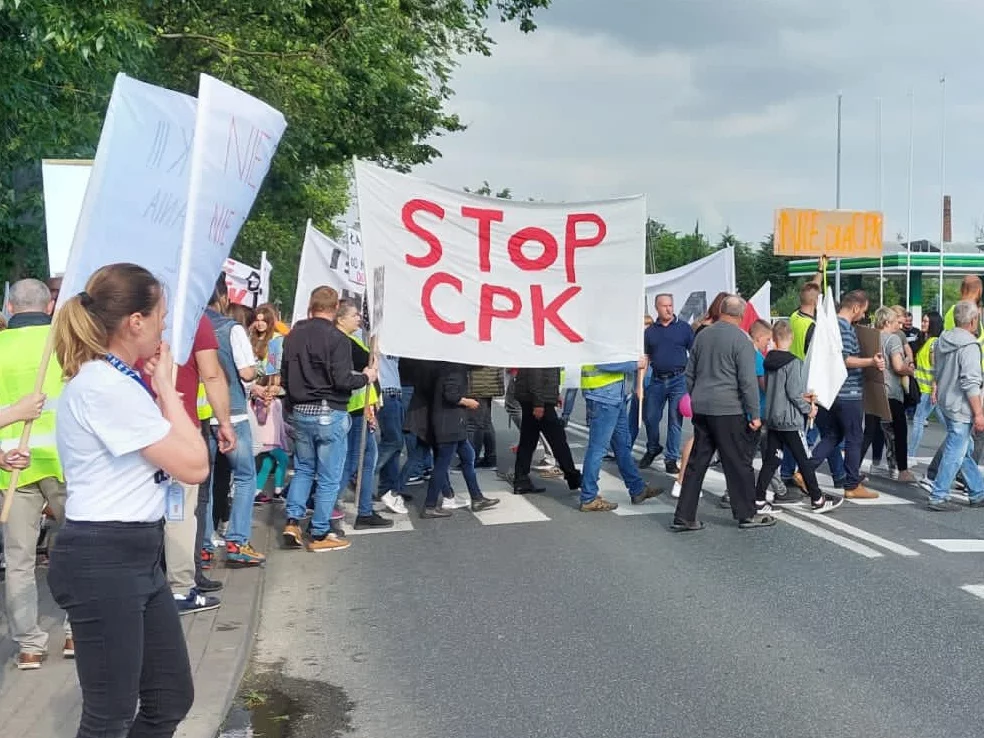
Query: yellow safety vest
914 338 936 395
0 325 64 487
580 365 623 390
347 335 379 412
197 383 212 421
789 310 815 361
943 305 984 365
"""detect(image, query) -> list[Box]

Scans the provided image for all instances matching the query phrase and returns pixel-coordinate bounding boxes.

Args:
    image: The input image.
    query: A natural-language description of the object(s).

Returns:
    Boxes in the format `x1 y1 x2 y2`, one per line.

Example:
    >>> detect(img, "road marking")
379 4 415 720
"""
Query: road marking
344 517 416 535
776 513 884 559
842 491 915 506
921 539 984 553
960 585 984 600
593 470 675 516
787 508 919 556
475 493 551 525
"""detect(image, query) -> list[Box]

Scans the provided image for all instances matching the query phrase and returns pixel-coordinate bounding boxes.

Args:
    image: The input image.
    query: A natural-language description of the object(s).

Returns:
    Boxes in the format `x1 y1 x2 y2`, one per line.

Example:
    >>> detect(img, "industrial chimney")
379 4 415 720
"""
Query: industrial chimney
943 194 952 243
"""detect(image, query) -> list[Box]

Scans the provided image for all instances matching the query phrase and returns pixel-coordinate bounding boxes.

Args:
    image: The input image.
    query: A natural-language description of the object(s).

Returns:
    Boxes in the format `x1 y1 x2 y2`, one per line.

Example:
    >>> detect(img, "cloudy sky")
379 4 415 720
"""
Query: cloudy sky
420 0 984 246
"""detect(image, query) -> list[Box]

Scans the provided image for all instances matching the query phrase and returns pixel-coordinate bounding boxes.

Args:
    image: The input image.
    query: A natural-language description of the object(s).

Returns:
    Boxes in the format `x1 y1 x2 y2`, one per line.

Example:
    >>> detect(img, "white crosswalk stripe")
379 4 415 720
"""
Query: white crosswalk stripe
921 539 984 553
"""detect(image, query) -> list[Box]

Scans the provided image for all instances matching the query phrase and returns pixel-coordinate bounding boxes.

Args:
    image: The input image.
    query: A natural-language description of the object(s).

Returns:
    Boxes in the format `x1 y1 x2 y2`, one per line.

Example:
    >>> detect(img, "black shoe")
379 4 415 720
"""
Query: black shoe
354 512 395 529
773 489 804 505
665 460 680 475
420 506 452 519
638 452 656 469
513 476 546 494
565 470 582 491
329 519 347 537
471 496 501 512
603 453 616 461
195 577 224 593
475 457 497 469
718 493 731 509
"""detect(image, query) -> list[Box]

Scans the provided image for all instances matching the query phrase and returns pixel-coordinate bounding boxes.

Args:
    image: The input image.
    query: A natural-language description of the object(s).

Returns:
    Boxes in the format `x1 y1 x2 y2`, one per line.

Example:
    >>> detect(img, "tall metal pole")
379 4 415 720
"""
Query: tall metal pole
938 76 947 311
906 90 915 315
835 93 842 297
876 97 884 305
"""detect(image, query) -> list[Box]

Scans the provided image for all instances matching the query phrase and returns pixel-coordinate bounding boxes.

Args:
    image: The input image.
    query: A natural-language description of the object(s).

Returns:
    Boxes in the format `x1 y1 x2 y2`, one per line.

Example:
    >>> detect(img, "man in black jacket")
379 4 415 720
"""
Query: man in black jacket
512 367 581 494
281 286 377 552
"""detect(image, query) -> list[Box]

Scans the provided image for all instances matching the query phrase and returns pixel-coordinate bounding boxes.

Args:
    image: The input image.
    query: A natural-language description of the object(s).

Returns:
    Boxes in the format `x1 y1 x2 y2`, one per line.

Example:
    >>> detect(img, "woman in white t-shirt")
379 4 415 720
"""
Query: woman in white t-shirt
48 263 209 737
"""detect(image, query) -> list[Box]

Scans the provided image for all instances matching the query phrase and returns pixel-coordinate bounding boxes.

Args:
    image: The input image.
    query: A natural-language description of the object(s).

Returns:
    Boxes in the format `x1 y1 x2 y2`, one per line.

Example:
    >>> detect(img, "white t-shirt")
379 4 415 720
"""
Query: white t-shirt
57 360 172 522
212 324 255 426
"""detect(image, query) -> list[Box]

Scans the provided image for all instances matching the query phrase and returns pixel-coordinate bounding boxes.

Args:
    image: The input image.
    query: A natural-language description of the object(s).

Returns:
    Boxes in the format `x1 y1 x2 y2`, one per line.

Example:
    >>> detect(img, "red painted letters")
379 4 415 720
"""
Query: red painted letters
564 213 606 283
461 206 504 272
531 285 583 345
478 284 522 341
420 272 465 335
507 227 558 272
402 199 445 268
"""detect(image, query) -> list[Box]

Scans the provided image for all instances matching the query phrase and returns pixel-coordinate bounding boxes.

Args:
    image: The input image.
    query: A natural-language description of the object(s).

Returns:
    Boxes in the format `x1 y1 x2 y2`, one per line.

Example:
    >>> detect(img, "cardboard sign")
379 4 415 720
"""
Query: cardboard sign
355 161 645 367
41 160 93 276
774 208 883 258
856 324 892 421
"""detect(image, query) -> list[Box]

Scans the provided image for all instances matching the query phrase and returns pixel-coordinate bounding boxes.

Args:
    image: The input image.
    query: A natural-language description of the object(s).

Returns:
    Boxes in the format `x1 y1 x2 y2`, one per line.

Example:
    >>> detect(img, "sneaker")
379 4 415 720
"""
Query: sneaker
580 496 618 512
354 512 395 529
738 514 777 529
755 500 775 514
406 475 425 486
420 506 453 519
196 577 223 593
380 491 409 515
16 652 44 671
927 498 962 512
718 492 731 509
671 480 682 498
811 495 843 514
63 638 75 659
440 494 471 510
870 461 890 476
637 451 656 469
283 520 304 549
329 519 347 538
664 460 680 475
630 486 663 505
897 470 917 483
773 489 804 505
537 466 565 479
968 495 984 508
513 476 546 495
767 475 785 503
918 477 935 495
307 533 352 552
253 493 273 506
201 548 214 570
226 542 266 566
176 588 222 615
845 485 879 500
471 496 501 512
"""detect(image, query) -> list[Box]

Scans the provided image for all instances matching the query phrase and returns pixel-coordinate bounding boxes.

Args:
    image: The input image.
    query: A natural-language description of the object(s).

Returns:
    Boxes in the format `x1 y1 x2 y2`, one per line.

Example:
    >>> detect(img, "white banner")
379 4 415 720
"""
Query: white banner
59 74 197 320
41 160 92 277
355 161 645 366
346 226 366 288
173 74 286 363
805 287 847 409
642 248 735 325
292 221 365 325
222 256 270 307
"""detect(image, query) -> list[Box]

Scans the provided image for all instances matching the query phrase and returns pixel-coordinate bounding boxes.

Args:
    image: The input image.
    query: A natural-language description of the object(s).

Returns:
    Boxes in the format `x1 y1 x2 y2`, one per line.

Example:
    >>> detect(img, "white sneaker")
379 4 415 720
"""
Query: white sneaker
671 481 682 498
810 495 844 514
441 494 470 510
380 491 408 515
870 462 890 476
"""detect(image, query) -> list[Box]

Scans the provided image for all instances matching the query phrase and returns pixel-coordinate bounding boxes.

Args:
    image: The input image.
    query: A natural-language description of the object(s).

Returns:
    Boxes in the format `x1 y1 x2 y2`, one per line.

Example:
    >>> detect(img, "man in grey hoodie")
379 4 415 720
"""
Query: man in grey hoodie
927 300 984 511
672 295 775 531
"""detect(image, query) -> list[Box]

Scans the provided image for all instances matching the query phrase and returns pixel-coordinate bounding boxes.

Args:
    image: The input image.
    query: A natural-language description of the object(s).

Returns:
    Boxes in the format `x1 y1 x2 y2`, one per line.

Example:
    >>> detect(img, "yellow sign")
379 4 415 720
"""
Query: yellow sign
774 208 883 257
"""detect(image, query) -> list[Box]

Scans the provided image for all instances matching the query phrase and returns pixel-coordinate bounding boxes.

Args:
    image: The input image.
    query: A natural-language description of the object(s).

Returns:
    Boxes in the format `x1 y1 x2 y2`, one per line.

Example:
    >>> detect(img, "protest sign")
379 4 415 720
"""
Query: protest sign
41 160 92 276
774 208 883 258
59 74 197 313
291 221 365 325
805 287 847 410
173 74 286 363
856 324 892 421
347 227 366 288
355 161 645 366
643 248 735 325
223 255 270 307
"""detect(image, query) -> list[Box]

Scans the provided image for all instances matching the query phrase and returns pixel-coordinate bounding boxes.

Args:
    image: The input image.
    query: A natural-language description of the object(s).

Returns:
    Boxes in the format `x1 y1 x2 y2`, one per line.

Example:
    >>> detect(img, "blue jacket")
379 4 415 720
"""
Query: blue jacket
584 361 638 406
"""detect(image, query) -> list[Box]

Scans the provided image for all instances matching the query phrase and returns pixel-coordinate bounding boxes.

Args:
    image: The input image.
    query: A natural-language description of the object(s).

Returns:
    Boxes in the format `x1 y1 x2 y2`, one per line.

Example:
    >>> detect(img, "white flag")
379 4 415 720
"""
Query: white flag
292 220 364 325
805 287 847 409
173 74 286 363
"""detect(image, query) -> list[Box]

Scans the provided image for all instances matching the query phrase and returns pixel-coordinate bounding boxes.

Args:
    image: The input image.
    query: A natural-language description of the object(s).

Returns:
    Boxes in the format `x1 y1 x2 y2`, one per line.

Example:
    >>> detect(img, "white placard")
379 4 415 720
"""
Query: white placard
355 161 645 367
292 220 365 325
346 226 366 287
805 287 847 409
41 160 92 277
223 256 270 307
173 74 286 363
642 248 735 325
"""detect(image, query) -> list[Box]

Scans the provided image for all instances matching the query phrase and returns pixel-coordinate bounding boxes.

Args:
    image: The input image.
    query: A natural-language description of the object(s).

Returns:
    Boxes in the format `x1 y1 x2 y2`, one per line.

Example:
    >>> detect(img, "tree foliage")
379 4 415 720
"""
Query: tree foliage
0 0 551 310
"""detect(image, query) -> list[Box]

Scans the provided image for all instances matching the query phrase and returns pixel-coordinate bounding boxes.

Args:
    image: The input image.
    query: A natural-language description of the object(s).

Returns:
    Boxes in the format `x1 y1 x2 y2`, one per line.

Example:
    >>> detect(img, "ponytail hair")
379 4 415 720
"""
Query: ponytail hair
53 263 162 379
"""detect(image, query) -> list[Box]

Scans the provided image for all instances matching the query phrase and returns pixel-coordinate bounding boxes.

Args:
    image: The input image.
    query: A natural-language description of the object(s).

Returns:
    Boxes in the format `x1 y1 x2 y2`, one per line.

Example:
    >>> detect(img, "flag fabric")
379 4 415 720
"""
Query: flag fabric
805 287 847 409
741 281 771 331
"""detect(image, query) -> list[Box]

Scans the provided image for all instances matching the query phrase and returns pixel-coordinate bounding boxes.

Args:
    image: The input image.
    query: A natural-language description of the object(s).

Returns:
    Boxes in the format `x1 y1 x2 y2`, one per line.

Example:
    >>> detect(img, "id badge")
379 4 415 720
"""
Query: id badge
165 481 185 522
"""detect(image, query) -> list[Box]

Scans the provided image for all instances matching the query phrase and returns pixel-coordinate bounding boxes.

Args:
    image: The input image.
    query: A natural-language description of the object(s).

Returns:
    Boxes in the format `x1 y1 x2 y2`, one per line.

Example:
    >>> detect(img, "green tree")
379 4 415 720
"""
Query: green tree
0 0 552 311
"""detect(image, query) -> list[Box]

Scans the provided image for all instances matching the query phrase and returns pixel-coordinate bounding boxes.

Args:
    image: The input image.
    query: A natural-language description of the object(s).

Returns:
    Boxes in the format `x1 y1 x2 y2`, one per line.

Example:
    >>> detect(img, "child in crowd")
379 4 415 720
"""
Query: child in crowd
250 304 290 504
756 320 842 514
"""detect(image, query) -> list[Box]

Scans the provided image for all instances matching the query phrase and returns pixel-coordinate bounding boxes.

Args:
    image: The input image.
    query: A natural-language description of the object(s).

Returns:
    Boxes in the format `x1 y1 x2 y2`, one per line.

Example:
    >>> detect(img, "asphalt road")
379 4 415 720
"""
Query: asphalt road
242 401 984 738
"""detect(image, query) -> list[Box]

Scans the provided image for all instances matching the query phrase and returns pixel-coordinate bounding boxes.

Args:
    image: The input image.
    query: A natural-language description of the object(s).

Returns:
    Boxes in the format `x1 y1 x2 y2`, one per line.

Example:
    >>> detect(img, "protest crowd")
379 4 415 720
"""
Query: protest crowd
3 74 983 738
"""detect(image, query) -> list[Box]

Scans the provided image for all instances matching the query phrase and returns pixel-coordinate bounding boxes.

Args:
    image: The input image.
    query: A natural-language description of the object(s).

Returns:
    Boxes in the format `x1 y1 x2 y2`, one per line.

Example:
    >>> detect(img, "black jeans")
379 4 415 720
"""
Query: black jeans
467 398 497 462
513 402 576 479
861 400 909 472
194 421 213 583
48 519 194 737
675 414 757 522
758 429 822 502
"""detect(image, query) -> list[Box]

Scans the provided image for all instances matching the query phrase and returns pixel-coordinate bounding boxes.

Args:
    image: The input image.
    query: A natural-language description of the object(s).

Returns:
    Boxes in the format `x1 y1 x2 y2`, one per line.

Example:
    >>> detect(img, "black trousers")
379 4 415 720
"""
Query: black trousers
467 398 497 461
675 414 757 522
194 421 214 582
758 428 822 502
513 402 576 478
48 520 194 737
861 399 909 472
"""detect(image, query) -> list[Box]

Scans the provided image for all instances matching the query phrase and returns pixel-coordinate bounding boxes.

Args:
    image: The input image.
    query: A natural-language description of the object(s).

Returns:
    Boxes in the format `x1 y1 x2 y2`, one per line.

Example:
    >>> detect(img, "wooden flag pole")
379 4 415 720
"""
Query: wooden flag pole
0 329 57 524
636 368 645 429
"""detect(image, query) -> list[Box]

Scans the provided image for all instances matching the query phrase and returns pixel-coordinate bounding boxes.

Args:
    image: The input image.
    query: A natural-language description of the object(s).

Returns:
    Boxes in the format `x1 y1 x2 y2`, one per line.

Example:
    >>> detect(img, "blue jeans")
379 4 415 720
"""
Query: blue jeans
908 394 944 456
287 410 351 536
643 373 685 460
930 416 984 503
628 392 641 447
208 419 257 546
344 416 379 517
581 399 645 504
426 440 481 507
561 388 579 424
376 392 405 492
810 398 863 491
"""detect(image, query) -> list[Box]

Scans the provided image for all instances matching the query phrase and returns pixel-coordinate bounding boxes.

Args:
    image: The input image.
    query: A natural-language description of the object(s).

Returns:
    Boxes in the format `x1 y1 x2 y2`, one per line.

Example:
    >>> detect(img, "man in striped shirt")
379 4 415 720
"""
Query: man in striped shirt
807 290 884 499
